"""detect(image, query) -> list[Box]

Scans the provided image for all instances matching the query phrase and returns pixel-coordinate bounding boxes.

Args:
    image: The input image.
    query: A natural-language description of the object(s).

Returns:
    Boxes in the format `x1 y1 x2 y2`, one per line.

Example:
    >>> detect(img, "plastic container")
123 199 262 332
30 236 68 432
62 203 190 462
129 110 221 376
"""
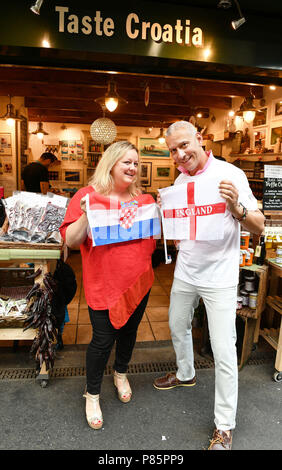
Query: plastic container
240 290 249 306
245 248 254 266
240 231 250 249
244 274 255 292
240 250 246 267
249 292 258 309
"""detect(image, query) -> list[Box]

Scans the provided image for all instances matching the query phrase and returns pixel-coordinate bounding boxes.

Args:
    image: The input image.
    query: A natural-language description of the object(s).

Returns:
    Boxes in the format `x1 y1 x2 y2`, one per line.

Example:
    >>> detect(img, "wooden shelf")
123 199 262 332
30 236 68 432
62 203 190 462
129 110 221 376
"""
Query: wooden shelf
259 328 279 350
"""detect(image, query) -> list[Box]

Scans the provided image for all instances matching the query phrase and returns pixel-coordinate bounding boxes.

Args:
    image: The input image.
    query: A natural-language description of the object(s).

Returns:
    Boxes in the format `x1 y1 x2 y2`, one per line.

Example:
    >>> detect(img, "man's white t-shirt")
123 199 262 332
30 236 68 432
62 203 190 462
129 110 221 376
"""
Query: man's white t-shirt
173 154 258 288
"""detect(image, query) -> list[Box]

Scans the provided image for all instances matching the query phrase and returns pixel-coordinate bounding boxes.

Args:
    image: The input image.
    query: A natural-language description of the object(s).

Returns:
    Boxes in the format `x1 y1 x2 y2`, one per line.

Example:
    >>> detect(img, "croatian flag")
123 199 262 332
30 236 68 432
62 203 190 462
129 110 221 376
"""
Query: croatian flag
86 192 161 246
159 180 226 241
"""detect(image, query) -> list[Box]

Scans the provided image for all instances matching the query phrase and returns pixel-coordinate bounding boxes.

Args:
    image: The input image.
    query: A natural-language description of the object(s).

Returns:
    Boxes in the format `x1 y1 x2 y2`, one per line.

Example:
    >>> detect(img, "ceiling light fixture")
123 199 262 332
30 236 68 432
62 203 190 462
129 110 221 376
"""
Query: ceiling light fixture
217 0 232 9
95 80 128 113
157 127 166 145
31 121 49 140
90 105 117 145
236 91 257 123
231 0 246 30
0 95 21 126
30 0 44 15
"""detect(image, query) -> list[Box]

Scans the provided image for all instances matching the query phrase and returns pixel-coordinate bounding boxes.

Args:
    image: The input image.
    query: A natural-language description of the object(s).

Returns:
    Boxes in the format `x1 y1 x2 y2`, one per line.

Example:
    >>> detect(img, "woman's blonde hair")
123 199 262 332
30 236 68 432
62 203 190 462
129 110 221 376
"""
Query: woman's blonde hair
88 140 141 197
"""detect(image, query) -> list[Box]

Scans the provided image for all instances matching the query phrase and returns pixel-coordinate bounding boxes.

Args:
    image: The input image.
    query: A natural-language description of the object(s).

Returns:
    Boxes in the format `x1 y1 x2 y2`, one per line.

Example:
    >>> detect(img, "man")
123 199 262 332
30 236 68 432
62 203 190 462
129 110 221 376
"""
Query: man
21 152 58 194
153 121 264 450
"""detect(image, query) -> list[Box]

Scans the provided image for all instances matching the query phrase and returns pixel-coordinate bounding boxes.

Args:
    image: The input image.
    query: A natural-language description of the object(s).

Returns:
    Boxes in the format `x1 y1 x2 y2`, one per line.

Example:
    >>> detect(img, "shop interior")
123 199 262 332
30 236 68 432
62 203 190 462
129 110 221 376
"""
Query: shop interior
0 62 281 380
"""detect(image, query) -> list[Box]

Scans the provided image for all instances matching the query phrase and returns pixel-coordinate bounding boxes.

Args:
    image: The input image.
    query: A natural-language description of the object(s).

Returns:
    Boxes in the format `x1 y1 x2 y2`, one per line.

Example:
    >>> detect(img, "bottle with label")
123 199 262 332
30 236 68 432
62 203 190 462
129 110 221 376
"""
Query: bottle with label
255 235 266 265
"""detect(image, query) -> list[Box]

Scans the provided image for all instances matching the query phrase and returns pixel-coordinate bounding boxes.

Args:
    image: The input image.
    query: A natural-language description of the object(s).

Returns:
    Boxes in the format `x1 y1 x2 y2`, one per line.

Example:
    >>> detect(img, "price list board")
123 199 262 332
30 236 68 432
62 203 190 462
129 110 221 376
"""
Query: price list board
263 165 282 211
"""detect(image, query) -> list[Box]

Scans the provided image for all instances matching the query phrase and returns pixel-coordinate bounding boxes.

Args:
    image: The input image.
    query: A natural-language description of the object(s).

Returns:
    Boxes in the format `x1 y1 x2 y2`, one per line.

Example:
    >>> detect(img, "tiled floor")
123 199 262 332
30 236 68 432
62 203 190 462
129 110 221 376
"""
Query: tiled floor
63 251 175 345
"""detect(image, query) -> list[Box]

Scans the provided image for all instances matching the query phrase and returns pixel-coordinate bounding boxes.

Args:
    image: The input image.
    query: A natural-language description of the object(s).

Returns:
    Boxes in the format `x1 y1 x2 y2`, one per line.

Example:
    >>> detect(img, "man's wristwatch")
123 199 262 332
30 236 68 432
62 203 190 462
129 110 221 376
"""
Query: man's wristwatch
235 202 248 222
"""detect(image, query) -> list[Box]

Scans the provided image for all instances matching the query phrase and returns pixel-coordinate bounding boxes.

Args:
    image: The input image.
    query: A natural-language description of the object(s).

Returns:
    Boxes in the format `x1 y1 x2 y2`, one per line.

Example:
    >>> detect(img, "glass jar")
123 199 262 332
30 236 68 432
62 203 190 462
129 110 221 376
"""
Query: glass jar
249 292 258 310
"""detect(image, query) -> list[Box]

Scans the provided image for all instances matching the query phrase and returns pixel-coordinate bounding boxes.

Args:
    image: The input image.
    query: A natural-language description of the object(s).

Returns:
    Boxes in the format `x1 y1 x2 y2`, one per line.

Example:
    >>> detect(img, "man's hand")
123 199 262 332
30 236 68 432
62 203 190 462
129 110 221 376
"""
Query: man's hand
219 180 241 218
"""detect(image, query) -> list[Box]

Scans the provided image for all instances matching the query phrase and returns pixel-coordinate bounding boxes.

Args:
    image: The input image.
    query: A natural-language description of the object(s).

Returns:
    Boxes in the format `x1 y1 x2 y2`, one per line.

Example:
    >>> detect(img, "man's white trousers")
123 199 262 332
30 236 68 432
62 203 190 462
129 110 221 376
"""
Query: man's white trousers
169 277 238 431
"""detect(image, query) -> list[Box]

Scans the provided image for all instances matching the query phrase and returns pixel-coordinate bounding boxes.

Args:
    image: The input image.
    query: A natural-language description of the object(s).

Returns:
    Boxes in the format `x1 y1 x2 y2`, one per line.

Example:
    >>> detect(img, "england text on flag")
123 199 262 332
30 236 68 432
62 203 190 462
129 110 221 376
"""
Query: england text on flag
159 180 226 241
86 192 161 247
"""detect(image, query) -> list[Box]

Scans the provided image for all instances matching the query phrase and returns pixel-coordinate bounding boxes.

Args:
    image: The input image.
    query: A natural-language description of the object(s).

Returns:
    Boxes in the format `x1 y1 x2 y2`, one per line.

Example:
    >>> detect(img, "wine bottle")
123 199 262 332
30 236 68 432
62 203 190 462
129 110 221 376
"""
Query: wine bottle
256 235 266 265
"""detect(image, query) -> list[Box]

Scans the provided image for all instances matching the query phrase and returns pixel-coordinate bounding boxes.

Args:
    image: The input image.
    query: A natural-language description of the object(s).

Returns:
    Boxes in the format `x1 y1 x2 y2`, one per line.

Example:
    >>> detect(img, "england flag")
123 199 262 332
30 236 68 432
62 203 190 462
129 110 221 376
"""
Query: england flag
159 180 226 241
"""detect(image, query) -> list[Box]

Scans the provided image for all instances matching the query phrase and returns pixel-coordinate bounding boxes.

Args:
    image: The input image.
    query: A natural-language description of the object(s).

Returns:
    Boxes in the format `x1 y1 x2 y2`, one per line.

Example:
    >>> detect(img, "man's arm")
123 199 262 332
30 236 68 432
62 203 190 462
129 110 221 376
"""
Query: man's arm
40 181 49 194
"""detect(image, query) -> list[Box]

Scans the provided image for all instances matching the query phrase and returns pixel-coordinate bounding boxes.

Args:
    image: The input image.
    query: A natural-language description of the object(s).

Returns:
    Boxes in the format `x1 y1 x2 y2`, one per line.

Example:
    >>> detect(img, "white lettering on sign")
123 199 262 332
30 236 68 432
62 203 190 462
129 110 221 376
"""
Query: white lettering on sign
55 6 204 47
55 7 115 37
126 13 203 46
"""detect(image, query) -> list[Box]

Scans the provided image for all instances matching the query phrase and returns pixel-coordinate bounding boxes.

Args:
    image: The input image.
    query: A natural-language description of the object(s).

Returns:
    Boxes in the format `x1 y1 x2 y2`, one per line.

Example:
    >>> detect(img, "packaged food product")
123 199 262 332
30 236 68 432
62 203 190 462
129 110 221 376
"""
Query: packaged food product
240 250 246 267
245 248 254 266
237 297 243 309
244 274 255 292
249 292 258 309
240 231 250 249
276 245 282 265
240 290 249 306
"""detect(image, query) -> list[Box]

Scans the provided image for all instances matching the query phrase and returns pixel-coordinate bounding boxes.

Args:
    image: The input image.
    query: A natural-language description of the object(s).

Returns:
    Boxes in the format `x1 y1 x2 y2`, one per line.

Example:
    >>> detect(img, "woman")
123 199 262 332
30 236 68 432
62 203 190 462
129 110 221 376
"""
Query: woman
60 141 156 430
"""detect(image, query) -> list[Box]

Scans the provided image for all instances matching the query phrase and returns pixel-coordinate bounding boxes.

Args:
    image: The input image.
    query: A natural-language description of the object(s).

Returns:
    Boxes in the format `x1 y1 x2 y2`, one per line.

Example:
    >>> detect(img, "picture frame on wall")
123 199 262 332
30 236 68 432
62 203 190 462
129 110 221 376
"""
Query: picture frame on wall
253 107 268 127
254 126 268 150
270 125 282 145
139 137 170 158
153 165 172 180
140 161 152 187
271 99 282 121
0 133 12 156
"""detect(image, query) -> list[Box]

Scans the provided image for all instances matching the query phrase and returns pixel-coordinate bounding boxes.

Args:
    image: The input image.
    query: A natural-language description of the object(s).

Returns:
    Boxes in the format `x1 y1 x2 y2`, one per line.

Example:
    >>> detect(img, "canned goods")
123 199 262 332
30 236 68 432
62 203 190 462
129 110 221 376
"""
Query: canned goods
245 248 254 266
245 274 255 292
240 290 249 306
249 292 258 309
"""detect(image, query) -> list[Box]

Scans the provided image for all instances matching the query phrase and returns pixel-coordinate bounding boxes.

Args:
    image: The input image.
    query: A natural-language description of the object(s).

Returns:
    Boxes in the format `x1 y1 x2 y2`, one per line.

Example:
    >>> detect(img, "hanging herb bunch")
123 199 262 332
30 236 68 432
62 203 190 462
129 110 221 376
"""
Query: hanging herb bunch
23 269 58 371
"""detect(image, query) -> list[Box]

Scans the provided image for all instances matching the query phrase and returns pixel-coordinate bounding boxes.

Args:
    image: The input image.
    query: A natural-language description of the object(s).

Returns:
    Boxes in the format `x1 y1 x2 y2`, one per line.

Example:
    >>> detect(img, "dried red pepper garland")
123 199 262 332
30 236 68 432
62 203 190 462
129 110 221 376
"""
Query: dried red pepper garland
23 270 58 371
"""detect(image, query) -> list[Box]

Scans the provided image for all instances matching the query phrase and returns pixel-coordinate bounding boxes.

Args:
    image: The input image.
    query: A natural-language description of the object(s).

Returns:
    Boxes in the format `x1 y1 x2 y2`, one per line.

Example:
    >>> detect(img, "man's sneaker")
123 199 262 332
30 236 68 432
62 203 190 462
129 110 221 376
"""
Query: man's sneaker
153 372 196 390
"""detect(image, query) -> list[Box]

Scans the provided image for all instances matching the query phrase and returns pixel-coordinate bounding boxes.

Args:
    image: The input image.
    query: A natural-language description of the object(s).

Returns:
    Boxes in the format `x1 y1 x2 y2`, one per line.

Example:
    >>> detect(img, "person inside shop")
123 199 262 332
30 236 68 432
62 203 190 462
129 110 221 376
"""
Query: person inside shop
21 152 58 194
153 121 265 450
59 140 156 430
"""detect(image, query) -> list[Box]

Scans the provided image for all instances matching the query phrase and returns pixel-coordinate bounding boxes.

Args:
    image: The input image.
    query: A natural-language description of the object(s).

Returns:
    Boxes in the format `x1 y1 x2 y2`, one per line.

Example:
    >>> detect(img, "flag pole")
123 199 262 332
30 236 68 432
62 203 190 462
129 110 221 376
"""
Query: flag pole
159 207 172 265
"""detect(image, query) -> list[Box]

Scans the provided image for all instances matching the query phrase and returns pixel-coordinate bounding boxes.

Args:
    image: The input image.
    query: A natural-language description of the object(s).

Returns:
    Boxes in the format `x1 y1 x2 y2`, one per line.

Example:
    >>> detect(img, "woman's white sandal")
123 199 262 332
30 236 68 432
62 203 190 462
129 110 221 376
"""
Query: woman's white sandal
113 371 132 403
83 390 103 429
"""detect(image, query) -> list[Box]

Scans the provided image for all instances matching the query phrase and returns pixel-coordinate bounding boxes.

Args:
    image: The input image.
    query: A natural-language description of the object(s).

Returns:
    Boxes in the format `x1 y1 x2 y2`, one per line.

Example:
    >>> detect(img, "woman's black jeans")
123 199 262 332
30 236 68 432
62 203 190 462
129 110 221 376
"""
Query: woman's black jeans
86 291 150 395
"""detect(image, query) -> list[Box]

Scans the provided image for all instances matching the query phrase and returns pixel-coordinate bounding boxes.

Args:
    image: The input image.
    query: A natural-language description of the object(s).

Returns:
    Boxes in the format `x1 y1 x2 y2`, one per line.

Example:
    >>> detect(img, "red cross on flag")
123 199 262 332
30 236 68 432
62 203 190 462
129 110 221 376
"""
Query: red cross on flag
159 181 226 241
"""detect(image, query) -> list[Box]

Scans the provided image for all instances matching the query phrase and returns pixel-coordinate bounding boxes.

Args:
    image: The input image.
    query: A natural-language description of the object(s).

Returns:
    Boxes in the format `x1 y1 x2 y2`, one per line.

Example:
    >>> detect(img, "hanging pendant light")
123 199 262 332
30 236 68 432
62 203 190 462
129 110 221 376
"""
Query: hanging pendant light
157 127 166 145
30 0 44 15
90 106 117 145
0 95 20 126
236 91 257 124
95 79 128 113
31 121 49 140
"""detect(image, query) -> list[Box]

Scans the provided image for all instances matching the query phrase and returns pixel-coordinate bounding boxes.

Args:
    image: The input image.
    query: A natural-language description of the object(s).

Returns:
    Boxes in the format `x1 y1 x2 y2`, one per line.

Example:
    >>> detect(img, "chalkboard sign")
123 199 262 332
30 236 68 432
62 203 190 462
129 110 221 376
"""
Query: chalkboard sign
263 165 282 211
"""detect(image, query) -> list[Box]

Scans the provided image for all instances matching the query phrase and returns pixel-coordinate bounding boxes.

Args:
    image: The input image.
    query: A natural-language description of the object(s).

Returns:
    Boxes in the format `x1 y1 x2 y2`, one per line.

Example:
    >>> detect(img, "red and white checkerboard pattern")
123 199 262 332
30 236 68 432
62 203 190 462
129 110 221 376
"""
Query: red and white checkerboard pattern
119 206 138 229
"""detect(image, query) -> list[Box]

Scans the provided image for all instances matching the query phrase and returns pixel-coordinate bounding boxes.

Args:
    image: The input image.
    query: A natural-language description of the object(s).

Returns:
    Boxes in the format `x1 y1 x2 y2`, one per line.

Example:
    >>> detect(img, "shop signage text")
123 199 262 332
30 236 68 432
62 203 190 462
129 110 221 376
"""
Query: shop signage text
55 6 204 48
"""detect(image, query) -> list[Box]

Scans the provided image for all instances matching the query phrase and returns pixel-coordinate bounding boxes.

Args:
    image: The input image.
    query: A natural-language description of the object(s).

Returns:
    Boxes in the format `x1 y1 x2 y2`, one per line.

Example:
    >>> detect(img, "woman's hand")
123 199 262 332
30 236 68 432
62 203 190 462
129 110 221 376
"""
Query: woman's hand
80 196 87 214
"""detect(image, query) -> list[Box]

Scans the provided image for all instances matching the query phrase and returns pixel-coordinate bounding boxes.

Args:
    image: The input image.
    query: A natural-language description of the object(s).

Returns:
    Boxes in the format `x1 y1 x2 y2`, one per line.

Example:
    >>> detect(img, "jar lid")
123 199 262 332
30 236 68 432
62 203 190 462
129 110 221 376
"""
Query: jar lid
249 292 258 297
248 248 254 253
237 297 243 301
241 231 250 236
240 290 248 295
245 274 255 279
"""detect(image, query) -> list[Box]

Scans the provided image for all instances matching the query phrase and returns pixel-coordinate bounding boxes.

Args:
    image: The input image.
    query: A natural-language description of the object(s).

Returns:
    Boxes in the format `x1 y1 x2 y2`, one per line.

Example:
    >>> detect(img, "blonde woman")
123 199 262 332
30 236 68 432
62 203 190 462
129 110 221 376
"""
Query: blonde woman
60 141 156 430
